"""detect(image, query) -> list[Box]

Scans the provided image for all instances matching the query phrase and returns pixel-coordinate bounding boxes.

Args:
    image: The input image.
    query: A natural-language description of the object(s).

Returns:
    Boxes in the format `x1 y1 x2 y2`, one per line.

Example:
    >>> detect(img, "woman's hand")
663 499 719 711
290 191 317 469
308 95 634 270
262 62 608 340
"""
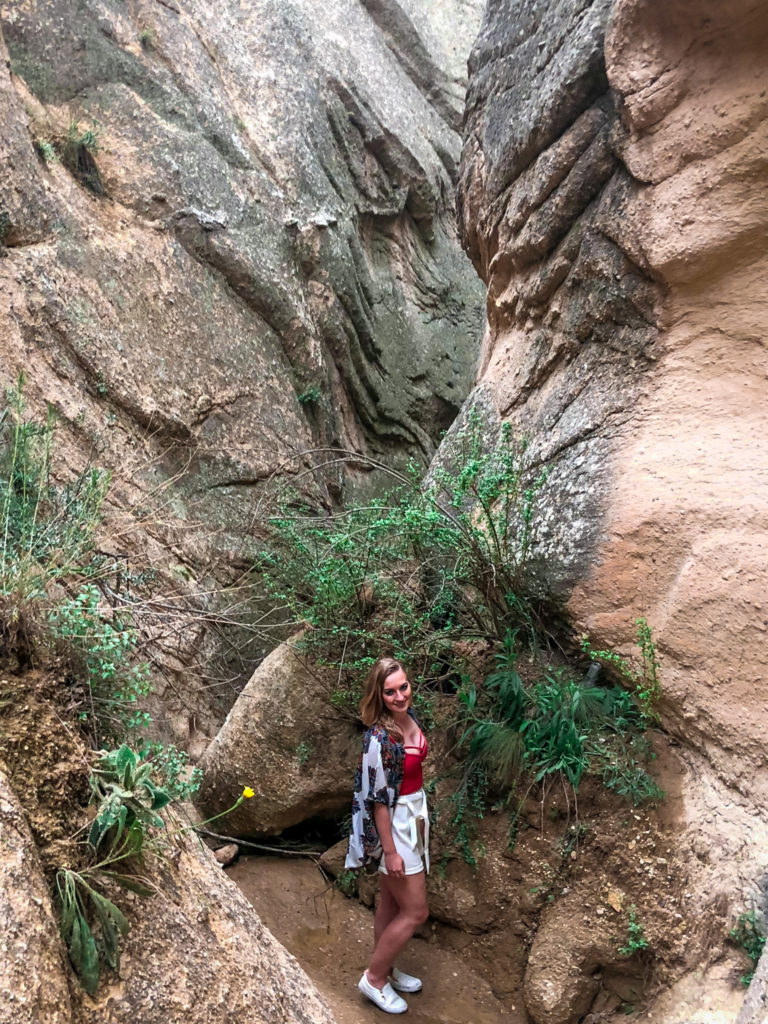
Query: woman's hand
384 851 405 878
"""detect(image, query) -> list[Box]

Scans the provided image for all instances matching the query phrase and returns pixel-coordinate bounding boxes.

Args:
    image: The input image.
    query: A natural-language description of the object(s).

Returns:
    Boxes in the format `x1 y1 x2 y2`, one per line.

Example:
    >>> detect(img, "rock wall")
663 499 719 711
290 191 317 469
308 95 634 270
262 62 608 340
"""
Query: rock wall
456 0 768 822
0 672 337 1024
0 0 484 728
451 0 768 1017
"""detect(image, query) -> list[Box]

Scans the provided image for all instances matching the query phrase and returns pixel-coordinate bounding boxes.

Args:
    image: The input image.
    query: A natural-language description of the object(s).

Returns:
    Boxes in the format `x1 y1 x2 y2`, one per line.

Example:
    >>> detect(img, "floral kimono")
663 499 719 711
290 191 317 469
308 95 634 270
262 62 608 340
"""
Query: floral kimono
345 713 416 872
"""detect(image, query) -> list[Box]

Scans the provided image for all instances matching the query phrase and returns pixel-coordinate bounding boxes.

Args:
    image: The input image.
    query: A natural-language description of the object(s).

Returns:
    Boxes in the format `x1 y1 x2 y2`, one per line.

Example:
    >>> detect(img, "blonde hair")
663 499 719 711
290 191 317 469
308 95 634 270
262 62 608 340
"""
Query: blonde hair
359 657 407 744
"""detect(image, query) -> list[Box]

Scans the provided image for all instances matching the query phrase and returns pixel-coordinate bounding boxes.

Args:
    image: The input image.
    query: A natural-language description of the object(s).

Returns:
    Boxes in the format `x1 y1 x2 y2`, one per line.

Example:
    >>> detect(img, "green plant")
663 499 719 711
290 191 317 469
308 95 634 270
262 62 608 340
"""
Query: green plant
62 120 103 195
295 739 312 767
50 585 152 742
87 745 172 858
138 742 203 801
255 412 547 705
334 869 358 897
1 382 109 626
729 909 766 986
581 617 661 720
138 26 155 50
297 385 321 404
37 139 57 164
56 867 133 995
618 906 649 957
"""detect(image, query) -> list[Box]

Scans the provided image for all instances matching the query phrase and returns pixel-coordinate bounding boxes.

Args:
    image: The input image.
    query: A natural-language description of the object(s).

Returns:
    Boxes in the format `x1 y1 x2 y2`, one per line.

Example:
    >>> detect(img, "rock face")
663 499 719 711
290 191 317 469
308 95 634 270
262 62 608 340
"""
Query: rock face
0 769 74 1024
457 0 768 805
450 0 768 1019
0 754 336 1024
0 0 484 728
70 826 337 1024
197 641 361 835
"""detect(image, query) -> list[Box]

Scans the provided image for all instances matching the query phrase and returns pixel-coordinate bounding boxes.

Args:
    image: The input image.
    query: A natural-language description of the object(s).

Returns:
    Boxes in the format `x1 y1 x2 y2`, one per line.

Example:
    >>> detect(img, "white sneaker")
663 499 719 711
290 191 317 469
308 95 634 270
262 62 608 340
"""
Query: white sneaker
390 967 422 993
358 972 408 1014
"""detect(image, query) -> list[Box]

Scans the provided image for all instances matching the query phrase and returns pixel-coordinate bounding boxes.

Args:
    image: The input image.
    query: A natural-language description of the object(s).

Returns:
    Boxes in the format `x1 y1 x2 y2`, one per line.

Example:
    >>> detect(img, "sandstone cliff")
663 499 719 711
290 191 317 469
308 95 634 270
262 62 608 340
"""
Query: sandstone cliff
450 0 768 1017
0 0 484 730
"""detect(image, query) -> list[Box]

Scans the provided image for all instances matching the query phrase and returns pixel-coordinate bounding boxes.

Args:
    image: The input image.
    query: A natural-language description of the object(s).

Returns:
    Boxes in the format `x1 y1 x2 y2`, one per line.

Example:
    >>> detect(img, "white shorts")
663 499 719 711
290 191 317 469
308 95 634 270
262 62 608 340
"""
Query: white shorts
378 788 430 876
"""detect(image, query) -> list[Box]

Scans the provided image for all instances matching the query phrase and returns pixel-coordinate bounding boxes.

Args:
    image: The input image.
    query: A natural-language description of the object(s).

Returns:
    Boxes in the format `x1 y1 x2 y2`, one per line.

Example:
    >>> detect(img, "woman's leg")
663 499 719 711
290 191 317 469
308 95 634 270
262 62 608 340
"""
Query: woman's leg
366 871 428 989
374 878 399 949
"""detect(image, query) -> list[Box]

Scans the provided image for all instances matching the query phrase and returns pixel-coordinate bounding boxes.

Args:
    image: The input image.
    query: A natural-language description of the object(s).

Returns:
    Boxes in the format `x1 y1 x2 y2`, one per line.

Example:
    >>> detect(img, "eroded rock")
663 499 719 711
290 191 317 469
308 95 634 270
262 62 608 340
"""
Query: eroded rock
0 0 485 733
70 825 336 1024
196 642 361 836
0 767 73 1024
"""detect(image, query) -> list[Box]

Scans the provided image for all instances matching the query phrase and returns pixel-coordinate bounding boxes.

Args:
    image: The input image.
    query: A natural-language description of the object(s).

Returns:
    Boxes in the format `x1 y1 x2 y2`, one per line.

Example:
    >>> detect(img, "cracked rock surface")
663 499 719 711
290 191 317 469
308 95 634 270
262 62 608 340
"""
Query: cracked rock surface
0 0 484 729
439 0 768 1020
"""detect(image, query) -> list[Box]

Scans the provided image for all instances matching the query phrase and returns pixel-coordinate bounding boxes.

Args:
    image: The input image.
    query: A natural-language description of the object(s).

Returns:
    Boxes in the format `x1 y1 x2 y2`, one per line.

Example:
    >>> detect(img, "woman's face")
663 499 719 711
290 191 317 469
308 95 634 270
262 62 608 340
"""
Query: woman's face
381 668 411 715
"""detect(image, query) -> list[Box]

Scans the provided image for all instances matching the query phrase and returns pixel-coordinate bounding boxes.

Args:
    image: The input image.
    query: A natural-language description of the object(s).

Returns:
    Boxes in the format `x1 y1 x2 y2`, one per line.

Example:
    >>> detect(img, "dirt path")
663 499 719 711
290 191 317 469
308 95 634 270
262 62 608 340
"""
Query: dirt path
228 856 514 1023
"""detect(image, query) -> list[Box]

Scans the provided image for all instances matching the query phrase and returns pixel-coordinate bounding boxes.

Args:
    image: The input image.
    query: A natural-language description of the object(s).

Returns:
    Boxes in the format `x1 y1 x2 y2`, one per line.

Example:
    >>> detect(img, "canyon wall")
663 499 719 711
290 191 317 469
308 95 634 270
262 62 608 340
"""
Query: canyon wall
456 0 768 809
448 0 768 1011
0 0 484 729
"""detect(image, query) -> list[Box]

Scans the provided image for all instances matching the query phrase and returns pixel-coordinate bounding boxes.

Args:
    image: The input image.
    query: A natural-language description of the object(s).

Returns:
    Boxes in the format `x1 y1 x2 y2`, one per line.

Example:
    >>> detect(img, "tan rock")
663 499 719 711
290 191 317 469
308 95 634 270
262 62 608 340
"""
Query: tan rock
0 767 74 1024
214 842 240 866
196 642 361 836
70 824 336 1024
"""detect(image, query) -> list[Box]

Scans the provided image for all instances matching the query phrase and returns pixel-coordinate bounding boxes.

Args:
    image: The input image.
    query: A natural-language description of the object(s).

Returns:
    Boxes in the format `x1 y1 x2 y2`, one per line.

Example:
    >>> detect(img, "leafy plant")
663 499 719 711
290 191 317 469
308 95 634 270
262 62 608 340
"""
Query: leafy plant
62 120 103 195
56 868 133 995
50 585 152 742
297 385 321 404
618 906 649 957
295 739 312 767
37 139 57 164
1 382 109 629
138 741 203 802
255 411 547 703
729 909 766 986
581 617 661 720
87 745 172 858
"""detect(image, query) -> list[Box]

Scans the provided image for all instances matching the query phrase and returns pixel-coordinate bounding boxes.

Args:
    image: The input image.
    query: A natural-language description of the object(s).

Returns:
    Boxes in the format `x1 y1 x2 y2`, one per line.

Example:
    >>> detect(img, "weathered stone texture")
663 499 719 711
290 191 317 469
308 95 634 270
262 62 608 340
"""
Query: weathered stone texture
0 0 484 729
197 641 361 836
70 825 337 1024
451 0 768 1020
0 768 74 1024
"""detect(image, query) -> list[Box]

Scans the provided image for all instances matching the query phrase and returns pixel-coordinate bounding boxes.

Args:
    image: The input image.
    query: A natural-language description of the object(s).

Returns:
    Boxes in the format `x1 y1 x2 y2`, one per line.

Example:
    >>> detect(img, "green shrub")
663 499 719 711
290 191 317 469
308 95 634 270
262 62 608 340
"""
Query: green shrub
618 905 649 957
729 909 766 986
0 383 109 630
50 585 152 742
255 411 547 698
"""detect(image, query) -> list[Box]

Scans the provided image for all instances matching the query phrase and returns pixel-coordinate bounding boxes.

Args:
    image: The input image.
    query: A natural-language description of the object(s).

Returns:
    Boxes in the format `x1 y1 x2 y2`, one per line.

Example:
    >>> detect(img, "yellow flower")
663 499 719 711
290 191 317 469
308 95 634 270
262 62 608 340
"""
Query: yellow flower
242 786 255 799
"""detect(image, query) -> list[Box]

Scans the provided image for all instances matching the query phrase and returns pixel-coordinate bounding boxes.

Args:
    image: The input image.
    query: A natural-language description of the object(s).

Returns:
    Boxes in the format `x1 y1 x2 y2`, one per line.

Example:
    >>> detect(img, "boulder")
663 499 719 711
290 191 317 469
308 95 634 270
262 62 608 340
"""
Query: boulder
196 642 361 836
0 767 74 1024
70 822 336 1024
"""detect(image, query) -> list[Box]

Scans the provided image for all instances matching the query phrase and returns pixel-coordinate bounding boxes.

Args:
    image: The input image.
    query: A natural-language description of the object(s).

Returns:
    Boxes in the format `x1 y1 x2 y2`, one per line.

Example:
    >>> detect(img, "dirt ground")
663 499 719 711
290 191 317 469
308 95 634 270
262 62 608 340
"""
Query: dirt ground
229 856 520 1024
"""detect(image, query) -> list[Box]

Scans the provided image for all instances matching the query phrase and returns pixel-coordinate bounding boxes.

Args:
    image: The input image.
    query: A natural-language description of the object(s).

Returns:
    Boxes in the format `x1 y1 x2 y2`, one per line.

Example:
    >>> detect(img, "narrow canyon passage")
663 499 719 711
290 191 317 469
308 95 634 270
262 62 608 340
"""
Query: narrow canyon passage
229 856 515 1024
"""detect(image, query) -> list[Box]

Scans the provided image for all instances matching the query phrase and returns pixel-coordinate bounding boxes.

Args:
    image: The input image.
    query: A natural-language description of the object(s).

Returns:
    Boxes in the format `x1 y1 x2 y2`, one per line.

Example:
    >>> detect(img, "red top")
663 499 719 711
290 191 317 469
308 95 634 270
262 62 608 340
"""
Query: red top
400 730 428 795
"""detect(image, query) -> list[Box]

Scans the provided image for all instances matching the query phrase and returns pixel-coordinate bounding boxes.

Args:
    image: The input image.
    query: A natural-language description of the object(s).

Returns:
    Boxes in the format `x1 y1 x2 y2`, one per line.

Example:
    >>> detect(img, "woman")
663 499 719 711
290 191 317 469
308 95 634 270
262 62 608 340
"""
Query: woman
345 657 430 1014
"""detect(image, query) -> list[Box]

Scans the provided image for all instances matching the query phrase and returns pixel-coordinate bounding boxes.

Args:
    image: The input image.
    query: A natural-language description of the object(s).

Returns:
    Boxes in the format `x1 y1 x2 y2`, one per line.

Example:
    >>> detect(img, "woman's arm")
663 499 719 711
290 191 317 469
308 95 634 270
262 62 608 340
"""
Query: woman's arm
373 802 405 878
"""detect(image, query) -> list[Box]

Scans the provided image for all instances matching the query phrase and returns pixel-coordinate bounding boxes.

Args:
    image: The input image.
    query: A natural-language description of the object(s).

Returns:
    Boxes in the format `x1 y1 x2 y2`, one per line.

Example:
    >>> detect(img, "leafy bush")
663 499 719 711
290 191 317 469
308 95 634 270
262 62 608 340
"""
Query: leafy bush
255 412 547 698
50 585 152 741
729 909 766 986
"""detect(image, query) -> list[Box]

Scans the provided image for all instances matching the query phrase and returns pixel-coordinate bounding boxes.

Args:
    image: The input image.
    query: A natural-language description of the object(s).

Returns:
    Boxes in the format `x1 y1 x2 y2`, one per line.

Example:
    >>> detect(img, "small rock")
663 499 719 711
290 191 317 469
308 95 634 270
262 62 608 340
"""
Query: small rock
214 843 239 866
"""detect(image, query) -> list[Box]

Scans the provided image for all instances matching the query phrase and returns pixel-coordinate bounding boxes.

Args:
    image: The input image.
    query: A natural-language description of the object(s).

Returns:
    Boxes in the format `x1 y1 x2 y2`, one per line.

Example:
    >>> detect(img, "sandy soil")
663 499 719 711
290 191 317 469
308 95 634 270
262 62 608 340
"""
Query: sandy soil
228 856 516 1023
